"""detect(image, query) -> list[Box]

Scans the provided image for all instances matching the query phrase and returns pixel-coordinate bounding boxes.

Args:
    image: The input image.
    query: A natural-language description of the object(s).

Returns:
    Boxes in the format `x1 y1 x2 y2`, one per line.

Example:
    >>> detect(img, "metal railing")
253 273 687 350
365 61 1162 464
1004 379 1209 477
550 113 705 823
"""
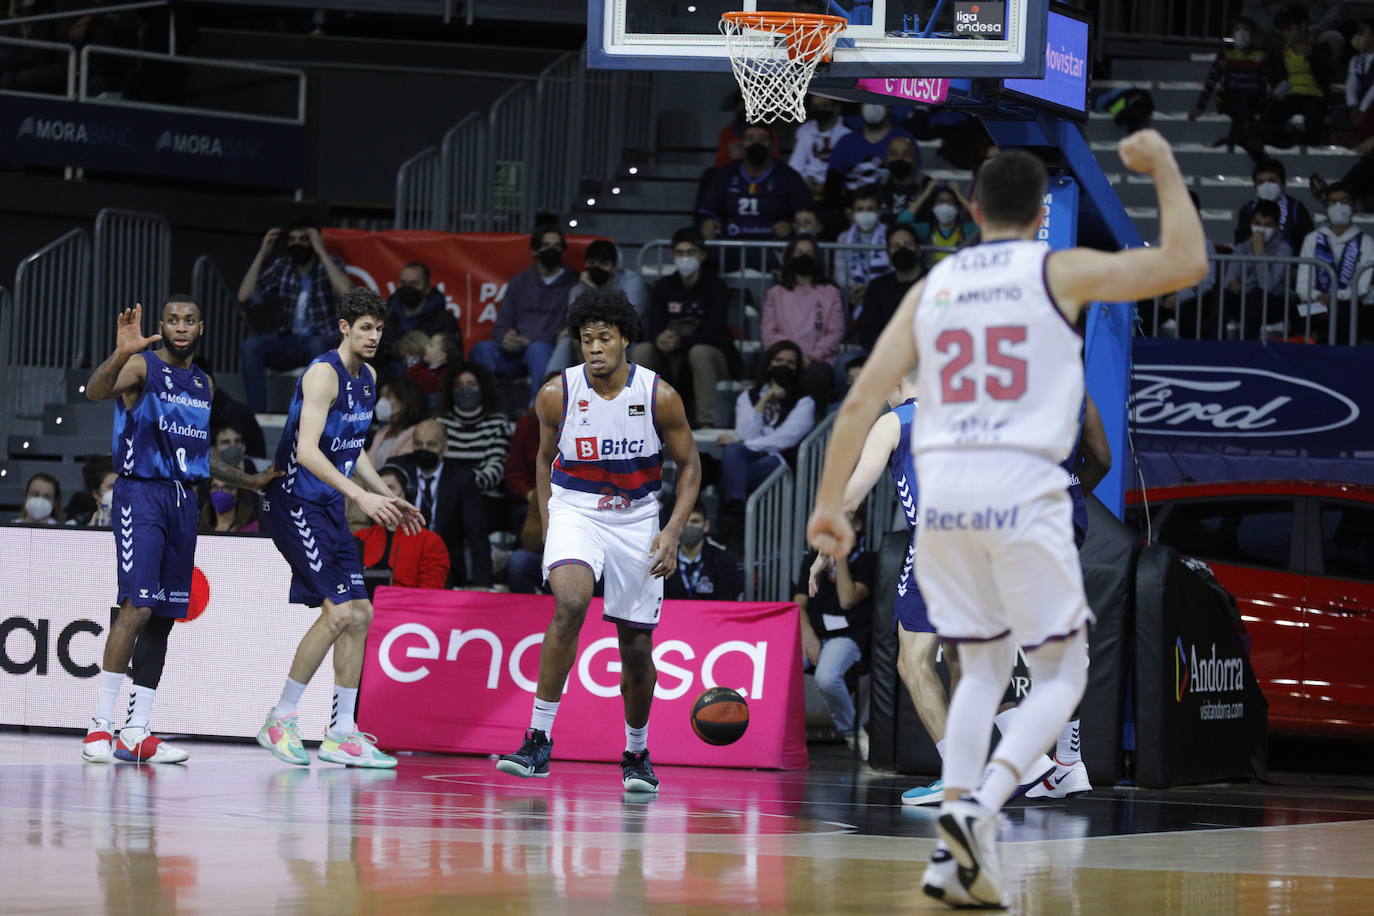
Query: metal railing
1139 254 1352 344
9 229 92 430
438 111 490 233
192 255 245 374
1096 0 1233 43
0 286 12 451
395 146 445 231
743 462 794 602
92 209 170 360
0 35 77 98
792 411 836 561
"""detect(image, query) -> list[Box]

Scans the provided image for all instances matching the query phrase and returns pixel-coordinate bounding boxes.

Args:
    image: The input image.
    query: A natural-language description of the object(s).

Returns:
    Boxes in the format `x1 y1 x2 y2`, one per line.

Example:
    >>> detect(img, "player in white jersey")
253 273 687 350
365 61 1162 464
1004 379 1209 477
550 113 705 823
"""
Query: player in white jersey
808 131 1207 908
497 288 701 793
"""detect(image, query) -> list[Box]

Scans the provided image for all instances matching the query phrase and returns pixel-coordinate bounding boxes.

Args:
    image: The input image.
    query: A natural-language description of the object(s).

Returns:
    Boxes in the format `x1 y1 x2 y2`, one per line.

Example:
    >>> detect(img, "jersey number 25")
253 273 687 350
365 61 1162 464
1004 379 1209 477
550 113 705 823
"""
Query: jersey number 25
935 326 1028 404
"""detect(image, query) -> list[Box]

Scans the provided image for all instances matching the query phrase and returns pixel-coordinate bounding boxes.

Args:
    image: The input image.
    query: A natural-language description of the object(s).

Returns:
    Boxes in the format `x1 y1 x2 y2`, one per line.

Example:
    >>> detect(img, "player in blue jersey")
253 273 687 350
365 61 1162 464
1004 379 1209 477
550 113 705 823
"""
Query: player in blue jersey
257 287 423 769
82 298 282 764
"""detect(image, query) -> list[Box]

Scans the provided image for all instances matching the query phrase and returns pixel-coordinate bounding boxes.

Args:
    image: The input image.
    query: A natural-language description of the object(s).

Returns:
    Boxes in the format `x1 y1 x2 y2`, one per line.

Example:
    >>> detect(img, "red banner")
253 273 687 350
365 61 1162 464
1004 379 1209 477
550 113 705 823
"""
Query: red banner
359 588 809 769
322 229 605 354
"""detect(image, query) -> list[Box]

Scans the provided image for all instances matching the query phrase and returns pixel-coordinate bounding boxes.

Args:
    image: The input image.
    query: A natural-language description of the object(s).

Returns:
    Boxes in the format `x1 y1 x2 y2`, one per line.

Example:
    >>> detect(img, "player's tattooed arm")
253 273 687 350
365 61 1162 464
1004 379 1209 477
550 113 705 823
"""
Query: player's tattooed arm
210 449 282 491
86 304 155 402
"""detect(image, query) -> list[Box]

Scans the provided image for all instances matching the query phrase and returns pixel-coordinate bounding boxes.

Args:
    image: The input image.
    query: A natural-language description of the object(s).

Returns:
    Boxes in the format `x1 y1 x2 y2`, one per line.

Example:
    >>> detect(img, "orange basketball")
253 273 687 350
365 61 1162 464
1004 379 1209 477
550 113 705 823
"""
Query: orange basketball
691 687 750 745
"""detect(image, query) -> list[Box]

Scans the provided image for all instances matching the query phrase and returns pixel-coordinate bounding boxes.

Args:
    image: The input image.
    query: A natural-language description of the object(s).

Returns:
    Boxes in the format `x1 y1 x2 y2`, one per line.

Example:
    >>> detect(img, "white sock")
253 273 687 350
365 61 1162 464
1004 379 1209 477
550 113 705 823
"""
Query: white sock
993 707 1018 736
273 677 308 719
936 738 947 760
125 685 156 733
330 685 359 738
626 722 648 754
1056 719 1081 765
94 669 124 725
974 761 1019 811
530 698 559 736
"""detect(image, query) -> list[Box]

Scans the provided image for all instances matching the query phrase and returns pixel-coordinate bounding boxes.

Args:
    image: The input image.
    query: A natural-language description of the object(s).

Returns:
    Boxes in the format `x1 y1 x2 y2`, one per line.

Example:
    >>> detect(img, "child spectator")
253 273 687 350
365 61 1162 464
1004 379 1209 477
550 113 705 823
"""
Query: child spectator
834 185 890 314
1190 16 1267 159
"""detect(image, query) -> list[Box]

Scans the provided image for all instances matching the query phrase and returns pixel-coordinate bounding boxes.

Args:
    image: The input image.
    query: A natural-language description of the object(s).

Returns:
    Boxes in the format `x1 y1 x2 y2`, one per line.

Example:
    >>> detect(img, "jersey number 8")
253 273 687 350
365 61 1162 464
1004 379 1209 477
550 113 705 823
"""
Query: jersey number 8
935 326 1028 404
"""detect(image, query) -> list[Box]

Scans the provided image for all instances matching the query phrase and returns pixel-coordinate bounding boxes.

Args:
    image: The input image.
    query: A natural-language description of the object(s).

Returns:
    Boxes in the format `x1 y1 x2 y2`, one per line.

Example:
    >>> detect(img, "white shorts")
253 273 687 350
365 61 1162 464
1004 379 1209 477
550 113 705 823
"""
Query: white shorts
913 449 1092 649
542 502 665 629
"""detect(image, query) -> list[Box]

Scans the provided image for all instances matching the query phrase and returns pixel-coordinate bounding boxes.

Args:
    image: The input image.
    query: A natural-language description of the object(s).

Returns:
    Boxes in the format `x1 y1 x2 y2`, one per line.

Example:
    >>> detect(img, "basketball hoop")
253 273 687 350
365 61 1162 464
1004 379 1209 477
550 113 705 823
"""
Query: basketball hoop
719 11 848 124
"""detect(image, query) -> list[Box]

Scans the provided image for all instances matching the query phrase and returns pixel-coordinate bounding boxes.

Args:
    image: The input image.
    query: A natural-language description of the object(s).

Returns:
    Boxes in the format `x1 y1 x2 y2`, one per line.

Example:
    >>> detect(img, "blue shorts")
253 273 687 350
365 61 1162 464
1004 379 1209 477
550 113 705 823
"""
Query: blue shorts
894 534 934 633
261 488 367 607
112 477 199 618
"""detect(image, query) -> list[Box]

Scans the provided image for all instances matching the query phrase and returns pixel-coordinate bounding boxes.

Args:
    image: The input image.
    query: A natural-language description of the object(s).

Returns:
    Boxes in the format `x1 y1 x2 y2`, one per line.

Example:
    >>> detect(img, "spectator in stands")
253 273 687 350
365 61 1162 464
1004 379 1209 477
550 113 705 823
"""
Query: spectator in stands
1234 159 1314 254
665 502 743 601
1329 20 1374 148
797 510 874 758
406 329 462 404
1190 15 1267 159
789 94 851 201
470 225 576 397
210 424 259 475
199 480 259 533
1296 182 1374 340
907 184 980 264
715 341 816 533
236 219 353 412
504 370 553 507
386 419 491 588
636 227 735 427
1213 200 1293 338
366 376 429 467
382 261 460 377
857 224 924 352
195 359 266 458
352 466 451 590
828 356 868 415
793 205 826 240
547 239 649 373
834 185 890 313
437 362 514 533
14 472 63 525
763 234 844 410
824 103 917 205
66 456 116 528
699 124 811 243
1266 3 1334 149
879 135 931 225
1155 192 1220 337
712 89 781 168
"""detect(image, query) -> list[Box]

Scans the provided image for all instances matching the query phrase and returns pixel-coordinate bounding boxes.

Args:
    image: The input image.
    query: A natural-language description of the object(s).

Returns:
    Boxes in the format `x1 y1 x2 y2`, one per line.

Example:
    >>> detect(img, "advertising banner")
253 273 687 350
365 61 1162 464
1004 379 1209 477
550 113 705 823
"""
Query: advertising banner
0 94 307 187
853 78 950 104
359 587 809 769
0 526 335 737
322 230 605 355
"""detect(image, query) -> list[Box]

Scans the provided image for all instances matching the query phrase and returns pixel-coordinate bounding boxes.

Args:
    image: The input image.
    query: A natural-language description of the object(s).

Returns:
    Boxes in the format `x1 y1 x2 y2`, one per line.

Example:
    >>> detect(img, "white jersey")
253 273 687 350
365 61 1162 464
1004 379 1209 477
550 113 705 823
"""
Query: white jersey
912 239 1083 464
549 364 664 524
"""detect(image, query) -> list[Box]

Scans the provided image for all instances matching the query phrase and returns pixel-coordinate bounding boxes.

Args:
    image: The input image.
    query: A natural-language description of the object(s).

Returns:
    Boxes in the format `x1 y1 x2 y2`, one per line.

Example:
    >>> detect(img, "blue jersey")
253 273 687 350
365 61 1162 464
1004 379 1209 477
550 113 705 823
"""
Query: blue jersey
887 398 920 530
112 349 212 483
1062 400 1089 538
273 350 375 506
700 161 811 239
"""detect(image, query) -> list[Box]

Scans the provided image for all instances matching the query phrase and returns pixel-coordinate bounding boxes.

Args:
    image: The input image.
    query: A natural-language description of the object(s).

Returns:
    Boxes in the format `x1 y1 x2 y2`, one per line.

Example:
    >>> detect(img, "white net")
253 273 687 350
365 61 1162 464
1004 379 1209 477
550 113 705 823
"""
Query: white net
719 13 845 124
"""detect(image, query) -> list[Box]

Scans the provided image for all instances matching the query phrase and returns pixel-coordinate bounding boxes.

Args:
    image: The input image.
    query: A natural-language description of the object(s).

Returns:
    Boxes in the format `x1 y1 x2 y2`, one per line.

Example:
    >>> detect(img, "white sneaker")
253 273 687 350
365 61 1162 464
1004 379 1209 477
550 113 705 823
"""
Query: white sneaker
1025 759 1092 799
937 797 1003 907
82 718 115 763
114 727 189 764
921 843 979 908
843 730 869 761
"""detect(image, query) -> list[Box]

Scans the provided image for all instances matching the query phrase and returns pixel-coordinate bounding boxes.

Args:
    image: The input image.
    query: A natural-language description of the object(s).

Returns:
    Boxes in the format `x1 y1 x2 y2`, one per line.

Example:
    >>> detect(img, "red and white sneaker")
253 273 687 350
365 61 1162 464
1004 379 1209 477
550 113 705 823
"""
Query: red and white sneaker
82 718 115 763
1026 758 1092 799
114 726 190 764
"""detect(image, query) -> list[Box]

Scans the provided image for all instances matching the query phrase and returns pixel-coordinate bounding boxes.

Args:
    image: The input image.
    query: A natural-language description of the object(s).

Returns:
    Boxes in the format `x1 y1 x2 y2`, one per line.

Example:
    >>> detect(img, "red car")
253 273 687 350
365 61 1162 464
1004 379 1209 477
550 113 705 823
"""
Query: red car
1126 480 1374 737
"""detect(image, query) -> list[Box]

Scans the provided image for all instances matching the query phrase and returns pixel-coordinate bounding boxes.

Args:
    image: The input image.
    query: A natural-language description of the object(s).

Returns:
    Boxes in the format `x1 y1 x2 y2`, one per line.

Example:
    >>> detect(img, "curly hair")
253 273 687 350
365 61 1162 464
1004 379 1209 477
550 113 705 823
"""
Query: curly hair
566 286 641 344
337 286 390 326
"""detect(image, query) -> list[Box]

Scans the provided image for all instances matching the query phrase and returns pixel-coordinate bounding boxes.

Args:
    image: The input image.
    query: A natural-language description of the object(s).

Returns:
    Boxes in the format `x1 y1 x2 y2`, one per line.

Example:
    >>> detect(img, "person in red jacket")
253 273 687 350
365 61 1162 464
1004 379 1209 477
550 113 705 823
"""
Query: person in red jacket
351 467 450 589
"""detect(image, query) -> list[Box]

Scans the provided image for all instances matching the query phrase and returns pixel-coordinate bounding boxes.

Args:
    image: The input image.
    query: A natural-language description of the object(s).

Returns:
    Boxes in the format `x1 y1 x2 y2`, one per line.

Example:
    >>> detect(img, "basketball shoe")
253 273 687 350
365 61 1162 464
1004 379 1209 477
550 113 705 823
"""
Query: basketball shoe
257 710 310 766
82 718 115 763
318 731 397 768
114 727 190 763
902 779 944 806
1025 759 1092 799
621 749 660 793
497 728 552 779
937 796 1003 907
921 842 979 909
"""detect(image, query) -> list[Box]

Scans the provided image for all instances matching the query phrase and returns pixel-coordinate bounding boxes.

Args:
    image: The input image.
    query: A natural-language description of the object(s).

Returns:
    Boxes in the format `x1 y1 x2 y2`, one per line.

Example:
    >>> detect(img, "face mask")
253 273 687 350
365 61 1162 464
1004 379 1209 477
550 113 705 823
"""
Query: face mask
674 256 700 277
100 489 114 511
219 444 244 466
209 490 236 514
287 243 313 266
744 142 770 167
680 524 706 549
854 210 879 232
25 496 53 522
395 285 424 309
403 354 421 369
586 266 612 287
789 254 816 276
411 449 440 472
890 246 919 272
455 386 483 412
886 159 913 181
933 203 959 225
1233 28 1251 50
537 247 563 270
769 364 797 388
374 398 394 424
1256 181 1282 202
1328 202 1354 227
861 104 887 125
1252 225 1275 242
813 107 836 126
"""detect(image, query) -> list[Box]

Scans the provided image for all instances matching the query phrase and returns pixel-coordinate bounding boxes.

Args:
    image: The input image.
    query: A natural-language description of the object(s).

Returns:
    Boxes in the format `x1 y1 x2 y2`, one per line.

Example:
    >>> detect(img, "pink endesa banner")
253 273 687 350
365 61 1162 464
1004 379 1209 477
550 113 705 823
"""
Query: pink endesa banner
359 588 809 770
854 77 951 104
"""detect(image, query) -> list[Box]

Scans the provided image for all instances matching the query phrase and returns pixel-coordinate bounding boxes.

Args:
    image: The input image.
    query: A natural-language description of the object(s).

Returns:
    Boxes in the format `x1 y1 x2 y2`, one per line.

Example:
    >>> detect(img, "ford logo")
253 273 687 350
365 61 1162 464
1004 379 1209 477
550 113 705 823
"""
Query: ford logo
1131 365 1360 438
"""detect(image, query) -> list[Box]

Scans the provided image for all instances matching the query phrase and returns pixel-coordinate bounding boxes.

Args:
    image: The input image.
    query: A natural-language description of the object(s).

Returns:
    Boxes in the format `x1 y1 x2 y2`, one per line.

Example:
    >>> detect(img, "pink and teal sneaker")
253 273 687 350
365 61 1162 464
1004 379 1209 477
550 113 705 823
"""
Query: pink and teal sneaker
257 711 310 766
318 731 397 768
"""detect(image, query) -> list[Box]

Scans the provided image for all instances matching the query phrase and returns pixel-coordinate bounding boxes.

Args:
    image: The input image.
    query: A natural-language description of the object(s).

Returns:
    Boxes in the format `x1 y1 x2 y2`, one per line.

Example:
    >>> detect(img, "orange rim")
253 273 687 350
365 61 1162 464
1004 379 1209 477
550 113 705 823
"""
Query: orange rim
721 11 848 62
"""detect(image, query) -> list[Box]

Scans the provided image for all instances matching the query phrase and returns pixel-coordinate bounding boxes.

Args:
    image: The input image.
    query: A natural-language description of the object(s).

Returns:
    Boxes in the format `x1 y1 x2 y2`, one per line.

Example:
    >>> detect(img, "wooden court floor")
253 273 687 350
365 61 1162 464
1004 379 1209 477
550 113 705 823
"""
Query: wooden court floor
3 732 1373 914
